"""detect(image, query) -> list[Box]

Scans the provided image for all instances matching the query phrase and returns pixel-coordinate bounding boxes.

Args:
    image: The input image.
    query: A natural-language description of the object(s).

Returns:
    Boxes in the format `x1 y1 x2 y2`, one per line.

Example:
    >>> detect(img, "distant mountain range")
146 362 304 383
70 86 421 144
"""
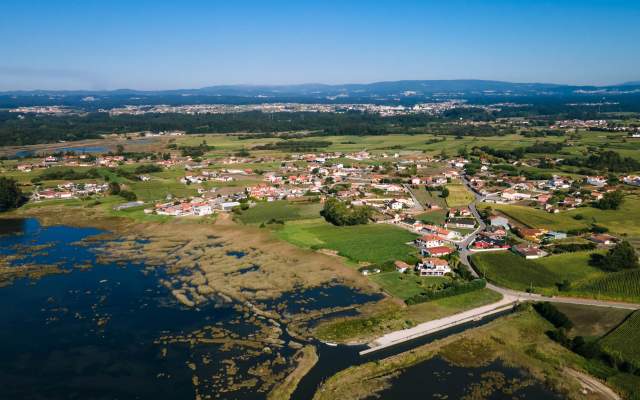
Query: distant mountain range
2 79 640 109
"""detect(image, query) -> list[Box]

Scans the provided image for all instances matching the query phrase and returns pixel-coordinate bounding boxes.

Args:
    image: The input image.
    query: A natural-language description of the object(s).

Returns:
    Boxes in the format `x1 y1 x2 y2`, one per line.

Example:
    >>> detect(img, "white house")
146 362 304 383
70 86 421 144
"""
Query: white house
415 234 444 249
416 258 451 276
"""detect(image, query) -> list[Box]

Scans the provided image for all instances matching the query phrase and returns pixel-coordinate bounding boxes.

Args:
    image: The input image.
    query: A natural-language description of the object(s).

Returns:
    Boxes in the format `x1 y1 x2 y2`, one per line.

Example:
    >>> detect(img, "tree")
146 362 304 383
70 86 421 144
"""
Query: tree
116 144 125 155
320 198 372 226
0 177 24 211
441 187 450 198
594 190 624 210
109 182 121 195
590 241 639 271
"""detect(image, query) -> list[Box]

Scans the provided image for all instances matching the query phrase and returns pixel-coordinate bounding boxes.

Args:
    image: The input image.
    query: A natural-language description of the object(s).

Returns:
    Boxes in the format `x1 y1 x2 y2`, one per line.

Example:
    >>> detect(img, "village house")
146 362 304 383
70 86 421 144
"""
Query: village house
415 234 445 249
489 216 510 230
586 176 607 187
394 260 410 273
518 228 548 242
416 258 451 276
421 246 454 257
589 234 618 246
512 244 546 259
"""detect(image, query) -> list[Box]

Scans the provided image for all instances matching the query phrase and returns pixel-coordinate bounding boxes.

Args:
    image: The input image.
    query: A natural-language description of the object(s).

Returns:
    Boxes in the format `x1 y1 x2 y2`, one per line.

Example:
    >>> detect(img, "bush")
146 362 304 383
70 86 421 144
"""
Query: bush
119 190 137 201
532 302 573 329
590 241 639 272
320 198 372 226
594 190 624 210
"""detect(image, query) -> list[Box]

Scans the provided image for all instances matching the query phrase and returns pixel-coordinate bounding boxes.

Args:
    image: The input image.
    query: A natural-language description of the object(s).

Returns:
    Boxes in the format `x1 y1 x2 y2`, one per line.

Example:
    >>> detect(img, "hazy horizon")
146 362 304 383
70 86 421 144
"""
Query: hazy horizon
1 0 639 91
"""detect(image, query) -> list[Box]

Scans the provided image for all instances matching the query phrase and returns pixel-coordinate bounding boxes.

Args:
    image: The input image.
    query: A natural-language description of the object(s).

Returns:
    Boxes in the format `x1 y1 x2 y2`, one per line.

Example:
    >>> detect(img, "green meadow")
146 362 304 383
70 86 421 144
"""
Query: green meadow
274 218 419 264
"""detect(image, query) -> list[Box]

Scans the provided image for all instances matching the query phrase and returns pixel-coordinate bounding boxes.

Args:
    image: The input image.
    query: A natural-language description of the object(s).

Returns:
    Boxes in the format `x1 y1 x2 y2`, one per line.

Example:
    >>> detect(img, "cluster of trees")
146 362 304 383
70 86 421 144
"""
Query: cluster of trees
253 140 332 151
549 242 596 254
0 177 24 211
593 190 624 210
565 151 640 172
590 241 639 272
320 198 372 226
134 164 162 174
31 168 101 183
108 182 137 201
534 302 640 375
179 142 215 158
475 141 564 161
532 302 573 329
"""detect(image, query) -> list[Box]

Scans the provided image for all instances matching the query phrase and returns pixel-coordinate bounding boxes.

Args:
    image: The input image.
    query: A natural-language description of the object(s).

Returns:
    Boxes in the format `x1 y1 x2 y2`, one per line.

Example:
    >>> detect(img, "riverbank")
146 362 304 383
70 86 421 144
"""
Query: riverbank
313 307 621 400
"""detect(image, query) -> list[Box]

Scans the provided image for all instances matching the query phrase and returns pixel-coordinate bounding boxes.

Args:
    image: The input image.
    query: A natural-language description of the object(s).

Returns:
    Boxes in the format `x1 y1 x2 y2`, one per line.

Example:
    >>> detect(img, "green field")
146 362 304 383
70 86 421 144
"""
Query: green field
482 195 640 236
369 272 450 300
600 311 640 368
415 209 448 225
236 200 322 224
554 303 632 338
574 269 640 303
274 219 418 264
471 251 604 292
445 183 475 207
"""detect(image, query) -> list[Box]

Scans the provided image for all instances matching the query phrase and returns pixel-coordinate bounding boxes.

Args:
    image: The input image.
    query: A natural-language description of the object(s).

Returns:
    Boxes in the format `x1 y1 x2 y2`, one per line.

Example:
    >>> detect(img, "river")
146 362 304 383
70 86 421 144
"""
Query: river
0 218 560 399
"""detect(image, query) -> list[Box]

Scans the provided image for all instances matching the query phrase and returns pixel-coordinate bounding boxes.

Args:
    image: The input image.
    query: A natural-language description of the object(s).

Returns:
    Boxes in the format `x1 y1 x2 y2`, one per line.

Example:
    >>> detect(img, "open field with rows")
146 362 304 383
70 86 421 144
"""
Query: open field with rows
600 311 640 368
574 269 640 303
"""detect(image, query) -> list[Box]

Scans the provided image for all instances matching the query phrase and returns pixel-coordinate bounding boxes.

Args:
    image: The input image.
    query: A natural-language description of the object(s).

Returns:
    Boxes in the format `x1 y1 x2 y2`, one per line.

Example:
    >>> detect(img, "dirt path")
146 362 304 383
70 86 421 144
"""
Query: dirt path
565 368 621 400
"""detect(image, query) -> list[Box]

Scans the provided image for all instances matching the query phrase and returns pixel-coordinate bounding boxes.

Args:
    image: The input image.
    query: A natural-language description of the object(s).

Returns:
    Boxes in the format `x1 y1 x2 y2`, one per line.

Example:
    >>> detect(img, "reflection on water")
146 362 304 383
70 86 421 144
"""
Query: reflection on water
367 357 561 399
0 219 379 399
0 219 560 399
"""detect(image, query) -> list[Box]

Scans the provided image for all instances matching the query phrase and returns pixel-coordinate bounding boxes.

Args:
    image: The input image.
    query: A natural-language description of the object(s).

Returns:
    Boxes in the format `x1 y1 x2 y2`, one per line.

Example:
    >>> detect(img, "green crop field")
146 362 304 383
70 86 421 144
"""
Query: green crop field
236 200 322 224
274 219 419 264
600 311 640 368
445 183 474 207
415 209 448 225
369 272 450 300
573 269 640 303
471 251 604 293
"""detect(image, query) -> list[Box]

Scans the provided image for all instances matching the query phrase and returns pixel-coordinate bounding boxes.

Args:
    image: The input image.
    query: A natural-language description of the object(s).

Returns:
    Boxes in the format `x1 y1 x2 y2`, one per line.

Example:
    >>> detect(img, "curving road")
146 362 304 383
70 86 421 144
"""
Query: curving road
459 175 639 310
361 176 640 354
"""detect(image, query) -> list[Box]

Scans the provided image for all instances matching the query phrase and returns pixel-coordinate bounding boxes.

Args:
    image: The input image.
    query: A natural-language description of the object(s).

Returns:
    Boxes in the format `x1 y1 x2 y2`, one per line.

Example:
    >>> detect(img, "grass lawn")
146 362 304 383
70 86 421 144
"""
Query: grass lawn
369 272 450 300
415 209 448 225
128 179 197 201
445 183 475 207
471 251 605 294
274 219 419 264
236 200 322 224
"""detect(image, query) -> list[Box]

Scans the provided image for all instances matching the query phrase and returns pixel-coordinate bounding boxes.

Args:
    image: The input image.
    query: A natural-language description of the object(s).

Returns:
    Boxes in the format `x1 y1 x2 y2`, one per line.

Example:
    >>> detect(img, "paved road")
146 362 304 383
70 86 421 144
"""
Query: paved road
458 176 640 310
361 176 640 354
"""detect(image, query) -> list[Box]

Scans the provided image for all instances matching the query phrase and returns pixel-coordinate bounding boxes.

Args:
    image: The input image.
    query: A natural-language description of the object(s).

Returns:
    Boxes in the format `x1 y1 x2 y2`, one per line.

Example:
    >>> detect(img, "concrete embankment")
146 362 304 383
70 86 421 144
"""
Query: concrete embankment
360 296 517 355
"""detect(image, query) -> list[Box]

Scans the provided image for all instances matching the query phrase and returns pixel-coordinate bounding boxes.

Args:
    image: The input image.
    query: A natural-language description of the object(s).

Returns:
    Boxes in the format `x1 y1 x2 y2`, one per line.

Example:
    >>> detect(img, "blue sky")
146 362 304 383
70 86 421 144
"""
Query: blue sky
1 0 639 90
